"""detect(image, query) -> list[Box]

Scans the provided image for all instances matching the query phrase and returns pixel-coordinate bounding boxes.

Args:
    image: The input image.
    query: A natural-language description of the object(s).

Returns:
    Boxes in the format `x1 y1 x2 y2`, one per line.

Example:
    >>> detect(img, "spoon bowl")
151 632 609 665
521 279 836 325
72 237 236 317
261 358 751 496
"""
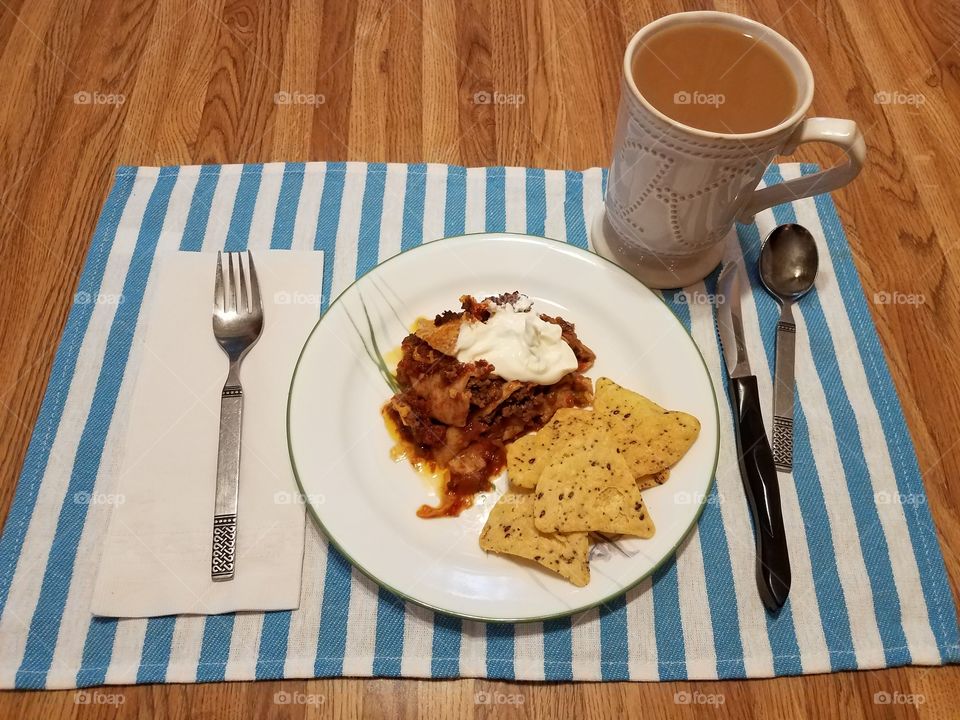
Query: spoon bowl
759 223 819 302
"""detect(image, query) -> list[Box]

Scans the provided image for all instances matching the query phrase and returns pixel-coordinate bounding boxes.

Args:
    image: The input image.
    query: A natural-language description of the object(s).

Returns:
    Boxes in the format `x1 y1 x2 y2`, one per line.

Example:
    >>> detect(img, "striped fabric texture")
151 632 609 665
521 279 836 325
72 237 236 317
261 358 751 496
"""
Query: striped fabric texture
0 162 956 688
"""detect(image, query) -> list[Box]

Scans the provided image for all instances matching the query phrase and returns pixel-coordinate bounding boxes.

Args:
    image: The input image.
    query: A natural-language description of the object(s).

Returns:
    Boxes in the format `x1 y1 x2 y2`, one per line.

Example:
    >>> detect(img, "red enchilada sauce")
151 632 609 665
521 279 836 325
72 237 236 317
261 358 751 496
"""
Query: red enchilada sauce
382 409 506 518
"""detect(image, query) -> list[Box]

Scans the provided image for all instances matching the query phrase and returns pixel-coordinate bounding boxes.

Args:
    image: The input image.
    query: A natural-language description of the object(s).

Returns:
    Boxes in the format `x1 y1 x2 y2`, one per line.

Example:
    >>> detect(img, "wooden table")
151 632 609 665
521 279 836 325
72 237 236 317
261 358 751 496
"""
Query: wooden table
1 0 957 717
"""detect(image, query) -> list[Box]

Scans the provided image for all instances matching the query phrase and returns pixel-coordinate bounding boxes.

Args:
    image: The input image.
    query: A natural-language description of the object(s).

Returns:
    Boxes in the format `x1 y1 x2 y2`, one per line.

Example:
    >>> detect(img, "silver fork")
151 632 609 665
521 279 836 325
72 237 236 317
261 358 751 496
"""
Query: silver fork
211 251 264 581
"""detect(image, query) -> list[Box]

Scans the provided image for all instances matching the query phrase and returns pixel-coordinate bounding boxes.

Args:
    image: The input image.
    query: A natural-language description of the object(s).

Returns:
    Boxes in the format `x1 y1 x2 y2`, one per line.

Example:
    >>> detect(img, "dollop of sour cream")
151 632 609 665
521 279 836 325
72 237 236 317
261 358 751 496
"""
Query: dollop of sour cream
454 302 578 384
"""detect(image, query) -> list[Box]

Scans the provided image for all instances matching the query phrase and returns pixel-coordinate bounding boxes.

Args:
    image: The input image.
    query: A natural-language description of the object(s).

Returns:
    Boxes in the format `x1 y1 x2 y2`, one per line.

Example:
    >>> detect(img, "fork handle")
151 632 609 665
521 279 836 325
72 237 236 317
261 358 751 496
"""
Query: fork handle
212 377 243 581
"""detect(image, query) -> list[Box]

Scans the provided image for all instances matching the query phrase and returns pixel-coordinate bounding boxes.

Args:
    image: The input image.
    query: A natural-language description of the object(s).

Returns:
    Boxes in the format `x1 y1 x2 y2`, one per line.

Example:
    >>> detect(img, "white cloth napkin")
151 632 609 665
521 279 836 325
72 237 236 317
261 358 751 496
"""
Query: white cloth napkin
91 250 323 617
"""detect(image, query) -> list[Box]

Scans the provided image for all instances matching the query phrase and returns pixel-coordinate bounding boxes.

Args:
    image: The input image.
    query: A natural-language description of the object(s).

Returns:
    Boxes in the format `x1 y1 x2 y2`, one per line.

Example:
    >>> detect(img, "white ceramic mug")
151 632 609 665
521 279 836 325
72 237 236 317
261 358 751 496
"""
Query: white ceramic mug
592 11 865 289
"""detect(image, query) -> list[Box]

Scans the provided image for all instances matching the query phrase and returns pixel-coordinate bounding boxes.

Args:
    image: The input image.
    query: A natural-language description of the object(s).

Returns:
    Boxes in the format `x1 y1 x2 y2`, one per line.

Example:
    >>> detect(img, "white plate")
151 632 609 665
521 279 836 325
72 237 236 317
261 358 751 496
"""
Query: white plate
287 233 719 622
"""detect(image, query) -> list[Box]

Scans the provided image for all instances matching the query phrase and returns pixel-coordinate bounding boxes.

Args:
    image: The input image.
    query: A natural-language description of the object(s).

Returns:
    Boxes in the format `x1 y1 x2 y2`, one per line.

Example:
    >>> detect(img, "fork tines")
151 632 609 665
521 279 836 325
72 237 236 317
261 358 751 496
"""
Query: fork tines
215 251 261 315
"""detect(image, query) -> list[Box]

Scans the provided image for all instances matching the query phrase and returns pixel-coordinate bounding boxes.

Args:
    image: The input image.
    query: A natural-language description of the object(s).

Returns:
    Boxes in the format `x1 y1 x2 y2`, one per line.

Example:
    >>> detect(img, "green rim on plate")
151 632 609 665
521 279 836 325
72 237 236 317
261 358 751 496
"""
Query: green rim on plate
286 232 721 623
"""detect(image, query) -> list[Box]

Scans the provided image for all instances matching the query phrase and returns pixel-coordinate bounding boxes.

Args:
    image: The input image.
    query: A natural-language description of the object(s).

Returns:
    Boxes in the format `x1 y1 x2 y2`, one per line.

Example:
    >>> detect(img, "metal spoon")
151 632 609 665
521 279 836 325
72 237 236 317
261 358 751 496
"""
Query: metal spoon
758 223 819 473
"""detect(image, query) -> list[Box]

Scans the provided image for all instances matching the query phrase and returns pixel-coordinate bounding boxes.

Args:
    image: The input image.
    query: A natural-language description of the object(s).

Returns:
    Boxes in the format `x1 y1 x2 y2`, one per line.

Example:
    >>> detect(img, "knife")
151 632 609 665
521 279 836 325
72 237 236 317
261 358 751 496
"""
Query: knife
715 263 791 611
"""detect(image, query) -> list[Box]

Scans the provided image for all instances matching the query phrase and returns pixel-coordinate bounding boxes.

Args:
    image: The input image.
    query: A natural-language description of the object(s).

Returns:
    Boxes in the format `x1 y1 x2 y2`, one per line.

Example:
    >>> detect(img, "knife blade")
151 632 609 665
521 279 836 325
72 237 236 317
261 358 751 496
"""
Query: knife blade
716 263 791 611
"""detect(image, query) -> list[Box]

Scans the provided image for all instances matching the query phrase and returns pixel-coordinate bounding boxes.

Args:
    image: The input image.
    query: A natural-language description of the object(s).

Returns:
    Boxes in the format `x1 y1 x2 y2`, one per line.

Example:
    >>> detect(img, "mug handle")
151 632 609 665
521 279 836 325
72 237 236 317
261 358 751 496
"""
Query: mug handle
736 117 866 223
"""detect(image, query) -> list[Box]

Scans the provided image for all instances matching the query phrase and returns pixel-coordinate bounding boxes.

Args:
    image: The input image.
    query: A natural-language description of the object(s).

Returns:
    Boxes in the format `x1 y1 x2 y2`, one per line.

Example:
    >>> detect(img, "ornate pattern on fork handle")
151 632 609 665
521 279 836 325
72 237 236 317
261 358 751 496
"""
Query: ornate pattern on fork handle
211 514 237 580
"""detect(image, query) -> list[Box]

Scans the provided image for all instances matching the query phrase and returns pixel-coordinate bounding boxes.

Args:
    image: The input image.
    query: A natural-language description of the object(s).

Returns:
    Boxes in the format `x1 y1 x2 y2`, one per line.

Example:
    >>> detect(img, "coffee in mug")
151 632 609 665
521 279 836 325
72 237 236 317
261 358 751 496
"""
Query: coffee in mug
592 12 865 289
631 22 797 134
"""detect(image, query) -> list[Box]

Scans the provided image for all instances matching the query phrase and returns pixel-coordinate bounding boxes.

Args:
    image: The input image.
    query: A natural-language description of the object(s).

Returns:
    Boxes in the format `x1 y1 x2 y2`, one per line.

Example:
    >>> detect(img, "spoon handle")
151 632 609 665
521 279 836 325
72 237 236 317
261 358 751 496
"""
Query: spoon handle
772 302 796 472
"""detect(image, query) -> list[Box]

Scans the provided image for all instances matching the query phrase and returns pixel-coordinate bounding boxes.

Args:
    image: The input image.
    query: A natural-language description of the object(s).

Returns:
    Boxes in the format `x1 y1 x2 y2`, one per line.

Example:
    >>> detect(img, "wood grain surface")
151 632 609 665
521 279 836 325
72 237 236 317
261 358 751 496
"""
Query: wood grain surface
1 0 958 717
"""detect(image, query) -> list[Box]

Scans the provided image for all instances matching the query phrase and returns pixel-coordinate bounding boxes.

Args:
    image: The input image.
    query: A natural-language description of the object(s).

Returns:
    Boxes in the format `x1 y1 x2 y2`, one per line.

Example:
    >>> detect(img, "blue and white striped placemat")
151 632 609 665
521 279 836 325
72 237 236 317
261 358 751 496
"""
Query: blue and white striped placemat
0 162 956 689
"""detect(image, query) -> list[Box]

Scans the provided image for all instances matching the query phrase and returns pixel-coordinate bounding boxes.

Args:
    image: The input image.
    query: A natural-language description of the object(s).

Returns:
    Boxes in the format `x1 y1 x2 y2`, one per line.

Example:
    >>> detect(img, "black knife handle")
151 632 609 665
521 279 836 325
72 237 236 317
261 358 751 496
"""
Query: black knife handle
729 375 791 611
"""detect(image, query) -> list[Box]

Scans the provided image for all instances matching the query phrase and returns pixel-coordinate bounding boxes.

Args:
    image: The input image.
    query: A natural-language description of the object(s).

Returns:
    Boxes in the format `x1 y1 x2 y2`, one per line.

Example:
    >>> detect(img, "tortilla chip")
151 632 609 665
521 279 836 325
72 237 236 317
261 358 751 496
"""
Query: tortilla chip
593 378 700 477
479 492 590 586
506 433 542 490
534 437 655 537
507 407 595 490
413 316 464 356
637 468 670 491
